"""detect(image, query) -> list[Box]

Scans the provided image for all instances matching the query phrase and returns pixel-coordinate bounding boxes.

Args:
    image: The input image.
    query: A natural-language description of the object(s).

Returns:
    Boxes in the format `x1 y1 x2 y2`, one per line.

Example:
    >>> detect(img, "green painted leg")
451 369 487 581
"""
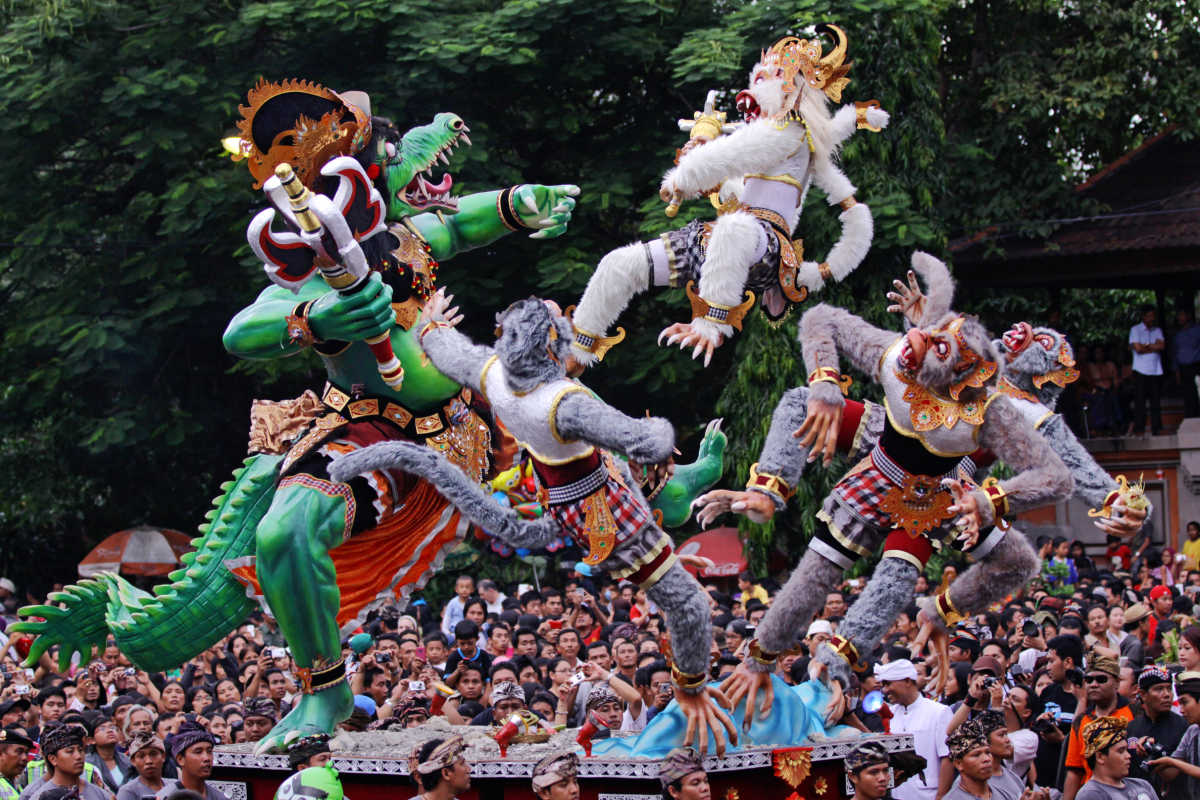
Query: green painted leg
252 484 354 753
652 419 727 528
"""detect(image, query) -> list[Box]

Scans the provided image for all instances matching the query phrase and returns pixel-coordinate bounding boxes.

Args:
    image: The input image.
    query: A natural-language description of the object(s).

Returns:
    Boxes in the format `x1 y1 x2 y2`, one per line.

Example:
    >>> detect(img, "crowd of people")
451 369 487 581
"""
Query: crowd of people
1 537 1200 800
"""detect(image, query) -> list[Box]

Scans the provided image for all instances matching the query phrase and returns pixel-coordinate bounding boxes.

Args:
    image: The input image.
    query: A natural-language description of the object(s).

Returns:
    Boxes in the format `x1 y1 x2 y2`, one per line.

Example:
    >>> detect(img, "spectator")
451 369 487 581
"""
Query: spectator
1104 536 1133 573
479 580 506 616
115 733 165 800
1075 716 1154 800
877 659 952 800
1064 655 1133 800
0 729 32 800
736 572 769 607
1042 537 1078 598
622 661 671 733
1127 666 1188 800
1175 308 1200 418
1146 586 1173 644
423 633 449 673
1179 625 1200 673
440 576 475 642
1001 686 1040 782
1183 522 1200 572
1147 673 1200 796
239 699 275 745
949 630 981 665
408 737 470 800
1129 305 1165 436
443 621 493 678
940 721 992 800
845 741 893 800
1105 607 1127 653
822 592 846 620
658 747 708 800
1120 604 1151 667
469 681 525 727
954 712 1030 800
85 718 129 792
530 751 578 800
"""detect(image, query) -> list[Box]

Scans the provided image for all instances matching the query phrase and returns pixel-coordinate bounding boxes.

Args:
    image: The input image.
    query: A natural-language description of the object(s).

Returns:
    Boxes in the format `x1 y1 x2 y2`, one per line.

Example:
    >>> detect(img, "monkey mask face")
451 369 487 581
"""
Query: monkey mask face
493 298 575 395
898 314 1001 401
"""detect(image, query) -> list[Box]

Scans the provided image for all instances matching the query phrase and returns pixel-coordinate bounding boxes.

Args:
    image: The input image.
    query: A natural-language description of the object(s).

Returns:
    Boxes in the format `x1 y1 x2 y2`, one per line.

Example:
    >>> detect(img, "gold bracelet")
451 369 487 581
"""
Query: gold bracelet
671 665 707 691
981 477 1010 530
818 262 834 282
747 463 793 504
747 639 778 666
685 281 755 331
807 367 852 396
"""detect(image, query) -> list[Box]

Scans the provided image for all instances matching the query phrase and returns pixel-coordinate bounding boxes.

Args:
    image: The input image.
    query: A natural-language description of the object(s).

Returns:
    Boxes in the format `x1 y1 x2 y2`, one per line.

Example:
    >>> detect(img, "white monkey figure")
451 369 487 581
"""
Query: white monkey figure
569 25 889 367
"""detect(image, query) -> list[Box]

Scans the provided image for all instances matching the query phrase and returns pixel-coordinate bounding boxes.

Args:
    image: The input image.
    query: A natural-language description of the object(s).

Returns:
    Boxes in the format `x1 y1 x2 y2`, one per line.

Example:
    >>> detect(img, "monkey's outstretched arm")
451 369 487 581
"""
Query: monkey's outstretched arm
417 324 496 395
975 396 1074 526
554 393 675 466
799 302 900 382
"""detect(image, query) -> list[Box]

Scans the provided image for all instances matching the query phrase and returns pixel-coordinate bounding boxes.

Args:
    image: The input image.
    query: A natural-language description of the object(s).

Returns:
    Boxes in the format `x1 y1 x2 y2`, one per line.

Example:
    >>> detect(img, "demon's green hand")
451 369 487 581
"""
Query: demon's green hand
513 184 580 240
307 273 394 343
11 580 113 672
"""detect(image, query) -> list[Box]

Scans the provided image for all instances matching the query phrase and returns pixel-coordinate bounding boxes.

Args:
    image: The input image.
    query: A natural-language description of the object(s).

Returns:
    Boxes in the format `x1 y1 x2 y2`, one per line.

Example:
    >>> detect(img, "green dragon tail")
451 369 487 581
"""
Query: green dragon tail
13 454 281 672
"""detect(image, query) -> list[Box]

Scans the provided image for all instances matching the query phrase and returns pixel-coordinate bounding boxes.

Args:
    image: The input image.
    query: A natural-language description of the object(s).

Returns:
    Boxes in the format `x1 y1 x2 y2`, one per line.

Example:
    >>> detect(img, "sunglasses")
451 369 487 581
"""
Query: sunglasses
1084 674 1111 684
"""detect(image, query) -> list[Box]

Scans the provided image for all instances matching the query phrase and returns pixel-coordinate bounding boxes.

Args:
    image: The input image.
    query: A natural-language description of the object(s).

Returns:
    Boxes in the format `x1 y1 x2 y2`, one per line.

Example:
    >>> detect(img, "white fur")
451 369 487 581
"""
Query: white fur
663 119 808 198
813 159 856 204
825 202 873 280
571 242 649 364
696 210 764 322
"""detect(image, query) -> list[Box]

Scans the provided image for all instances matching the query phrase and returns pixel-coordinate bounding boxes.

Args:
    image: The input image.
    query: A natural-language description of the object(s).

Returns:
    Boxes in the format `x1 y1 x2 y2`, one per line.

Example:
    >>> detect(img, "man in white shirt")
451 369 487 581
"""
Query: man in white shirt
479 580 507 616
1129 306 1165 436
878 659 953 800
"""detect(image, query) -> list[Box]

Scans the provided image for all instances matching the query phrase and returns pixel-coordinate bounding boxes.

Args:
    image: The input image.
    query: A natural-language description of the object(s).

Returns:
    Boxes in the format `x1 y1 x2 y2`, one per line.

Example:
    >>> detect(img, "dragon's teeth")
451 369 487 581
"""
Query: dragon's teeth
438 151 450 165
459 133 471 147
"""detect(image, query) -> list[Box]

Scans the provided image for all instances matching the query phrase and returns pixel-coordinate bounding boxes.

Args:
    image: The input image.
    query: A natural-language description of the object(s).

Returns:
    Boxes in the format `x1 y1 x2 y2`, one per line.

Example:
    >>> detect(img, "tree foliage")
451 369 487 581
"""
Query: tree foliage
0 0 1195 589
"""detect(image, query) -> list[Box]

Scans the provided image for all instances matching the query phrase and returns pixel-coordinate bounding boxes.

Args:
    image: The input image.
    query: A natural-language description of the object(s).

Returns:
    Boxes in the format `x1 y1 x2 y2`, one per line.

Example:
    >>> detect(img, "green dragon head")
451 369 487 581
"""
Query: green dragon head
370 112 471 220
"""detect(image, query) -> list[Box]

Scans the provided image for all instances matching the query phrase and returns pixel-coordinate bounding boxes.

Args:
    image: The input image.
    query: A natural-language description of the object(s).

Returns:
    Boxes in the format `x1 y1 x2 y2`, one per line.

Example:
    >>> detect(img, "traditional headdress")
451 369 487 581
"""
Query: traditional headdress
531 751 579 792
39 724 83 757
287 733 332 770
395 695 432 720
936 316 998 400
408 735 465 775
1032 331 1080 390
1137 665 1172 692
974 710 1006 736
125 731 165 758
762 24 852 102
1086 653 1120 679
658 746 705 788
585 685 621 711
235 79 373 190
168 722 215 760
1081 716 1128 759
491 681 527 705
845 741 890 774
946 720 988 760
243 697 278 722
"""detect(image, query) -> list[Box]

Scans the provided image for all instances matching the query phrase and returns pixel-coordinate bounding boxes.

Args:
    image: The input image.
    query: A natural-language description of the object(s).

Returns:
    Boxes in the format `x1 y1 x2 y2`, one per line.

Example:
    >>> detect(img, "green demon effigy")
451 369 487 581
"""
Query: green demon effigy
11 81 724 752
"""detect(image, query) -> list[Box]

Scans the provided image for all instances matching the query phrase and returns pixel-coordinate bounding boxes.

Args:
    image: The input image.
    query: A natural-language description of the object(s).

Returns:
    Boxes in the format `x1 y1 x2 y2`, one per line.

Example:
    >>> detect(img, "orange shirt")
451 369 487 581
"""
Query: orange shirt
1064 699 1134 782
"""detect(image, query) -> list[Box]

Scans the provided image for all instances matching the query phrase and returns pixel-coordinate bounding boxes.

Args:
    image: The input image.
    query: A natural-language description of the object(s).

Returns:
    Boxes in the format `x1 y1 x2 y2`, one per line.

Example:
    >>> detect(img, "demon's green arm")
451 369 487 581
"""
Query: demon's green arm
410 183 579 262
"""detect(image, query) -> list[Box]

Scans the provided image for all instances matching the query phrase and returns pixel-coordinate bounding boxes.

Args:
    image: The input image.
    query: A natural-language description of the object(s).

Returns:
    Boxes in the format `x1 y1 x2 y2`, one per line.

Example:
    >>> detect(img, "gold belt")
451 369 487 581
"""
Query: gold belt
745 206 807 304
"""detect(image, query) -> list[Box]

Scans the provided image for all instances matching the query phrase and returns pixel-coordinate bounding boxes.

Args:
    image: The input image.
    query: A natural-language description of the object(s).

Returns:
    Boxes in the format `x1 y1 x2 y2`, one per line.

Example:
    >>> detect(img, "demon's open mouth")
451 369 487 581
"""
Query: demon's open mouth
735 90 762 122
398 125 471 212
1001 323 1032 356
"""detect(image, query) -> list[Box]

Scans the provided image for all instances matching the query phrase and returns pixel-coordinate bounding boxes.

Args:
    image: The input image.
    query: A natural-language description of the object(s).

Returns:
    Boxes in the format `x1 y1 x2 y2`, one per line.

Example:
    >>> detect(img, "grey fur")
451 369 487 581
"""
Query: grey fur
644 560 713 682
800 303 899 382
1038 415 1116 509
916 530 1041 632
555 393 674 466
752 387 813 509
832 558 920 666
910 251 955 327
329 441 562 548
754 548 845 664
1001 327 1071 405
977 394 1074 517
419 325 496 394
494 299 574 394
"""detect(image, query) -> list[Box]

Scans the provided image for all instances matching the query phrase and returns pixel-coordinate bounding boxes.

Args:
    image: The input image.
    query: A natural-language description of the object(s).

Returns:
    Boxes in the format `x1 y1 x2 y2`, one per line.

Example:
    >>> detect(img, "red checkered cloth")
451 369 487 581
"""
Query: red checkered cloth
832 461 896 529
543 472 655 552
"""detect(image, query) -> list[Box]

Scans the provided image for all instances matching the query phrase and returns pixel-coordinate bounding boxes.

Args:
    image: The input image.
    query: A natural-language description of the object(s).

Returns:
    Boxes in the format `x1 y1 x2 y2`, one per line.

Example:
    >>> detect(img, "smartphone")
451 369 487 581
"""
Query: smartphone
408 680 426 693
548 620 563 630
376 652 392 664
14 685 29 696
567 671 587 688
415 647 426 659
270 647 287 659
246 625 257 637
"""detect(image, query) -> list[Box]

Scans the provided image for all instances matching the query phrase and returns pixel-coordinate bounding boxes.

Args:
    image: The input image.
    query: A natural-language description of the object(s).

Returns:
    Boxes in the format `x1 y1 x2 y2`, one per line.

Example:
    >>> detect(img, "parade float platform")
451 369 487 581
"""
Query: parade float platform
212 724 915 800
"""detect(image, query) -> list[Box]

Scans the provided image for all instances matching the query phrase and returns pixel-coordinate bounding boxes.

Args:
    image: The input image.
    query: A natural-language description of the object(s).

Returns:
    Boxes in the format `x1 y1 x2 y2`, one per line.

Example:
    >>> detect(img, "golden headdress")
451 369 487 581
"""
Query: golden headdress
762 24 852 103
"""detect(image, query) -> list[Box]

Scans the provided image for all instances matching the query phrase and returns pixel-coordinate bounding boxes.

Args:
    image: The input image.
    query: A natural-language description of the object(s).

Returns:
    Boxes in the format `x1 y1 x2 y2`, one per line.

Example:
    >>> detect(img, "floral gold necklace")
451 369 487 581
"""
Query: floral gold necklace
895 369 986 431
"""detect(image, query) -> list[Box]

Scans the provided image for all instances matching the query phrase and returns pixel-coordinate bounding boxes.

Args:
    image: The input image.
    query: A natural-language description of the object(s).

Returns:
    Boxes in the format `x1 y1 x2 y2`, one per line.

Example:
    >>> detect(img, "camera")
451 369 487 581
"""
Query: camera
744 625 756 637
375 652 392 664
1033 701 1061 735
124 668 137 676
14 685 29 696
655 681 674 694
980 676 999 691
1022 619 1039 637
1130 737 1167 772
567 671 587 688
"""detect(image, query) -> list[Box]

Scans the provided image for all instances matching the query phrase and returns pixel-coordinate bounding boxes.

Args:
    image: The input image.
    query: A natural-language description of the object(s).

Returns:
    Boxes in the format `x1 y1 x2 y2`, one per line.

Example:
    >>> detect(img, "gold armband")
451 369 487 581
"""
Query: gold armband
818 262 834 282
747 463 793 504
807 367 852 396
685 281 755 331
855 100 882 132
981 476 1010 530
838 196 858 212
418 319 452 342
671 665 708 691
827 635 859 667
934 591 966 626
747 639 778 666
285 301 318 348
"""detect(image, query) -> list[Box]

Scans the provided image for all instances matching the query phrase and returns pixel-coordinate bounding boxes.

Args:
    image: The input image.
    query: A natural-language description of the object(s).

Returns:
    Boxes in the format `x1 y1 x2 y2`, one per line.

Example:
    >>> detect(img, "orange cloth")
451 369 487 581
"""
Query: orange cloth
1064 702 1134 782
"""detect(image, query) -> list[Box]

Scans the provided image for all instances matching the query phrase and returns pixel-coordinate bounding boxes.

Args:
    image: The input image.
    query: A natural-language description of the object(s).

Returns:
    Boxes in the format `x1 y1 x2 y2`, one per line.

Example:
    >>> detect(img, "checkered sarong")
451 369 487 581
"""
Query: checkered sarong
543 472 654 553
832 461 897 529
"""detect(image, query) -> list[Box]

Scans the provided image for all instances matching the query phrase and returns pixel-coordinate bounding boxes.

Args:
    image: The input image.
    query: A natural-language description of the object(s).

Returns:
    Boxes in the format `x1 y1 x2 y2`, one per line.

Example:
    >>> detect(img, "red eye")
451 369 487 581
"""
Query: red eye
1035 334 1055 350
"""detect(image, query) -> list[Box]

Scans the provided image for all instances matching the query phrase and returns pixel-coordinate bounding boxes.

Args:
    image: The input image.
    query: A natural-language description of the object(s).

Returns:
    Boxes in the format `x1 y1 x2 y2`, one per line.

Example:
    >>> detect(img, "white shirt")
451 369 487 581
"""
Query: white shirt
1129 322 1164 376
888 695 953 800
1009 729 1038 779
484 593 507 615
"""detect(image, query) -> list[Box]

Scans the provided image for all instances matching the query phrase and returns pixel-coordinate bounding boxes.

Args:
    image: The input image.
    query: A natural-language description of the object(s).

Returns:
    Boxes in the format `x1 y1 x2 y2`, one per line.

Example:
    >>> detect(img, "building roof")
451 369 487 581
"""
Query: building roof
950 126 1200 289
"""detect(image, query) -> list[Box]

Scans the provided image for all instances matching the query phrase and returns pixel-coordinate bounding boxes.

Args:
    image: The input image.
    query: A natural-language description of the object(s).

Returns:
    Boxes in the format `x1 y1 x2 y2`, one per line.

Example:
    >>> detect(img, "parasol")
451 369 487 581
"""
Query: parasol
78 526 193 577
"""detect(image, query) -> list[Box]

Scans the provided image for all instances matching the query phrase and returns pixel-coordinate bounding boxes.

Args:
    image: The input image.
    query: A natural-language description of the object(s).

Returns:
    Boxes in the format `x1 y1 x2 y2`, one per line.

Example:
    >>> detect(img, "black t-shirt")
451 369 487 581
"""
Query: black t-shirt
1032 683 1078 788
1126 710 1189 800
443 647 493 678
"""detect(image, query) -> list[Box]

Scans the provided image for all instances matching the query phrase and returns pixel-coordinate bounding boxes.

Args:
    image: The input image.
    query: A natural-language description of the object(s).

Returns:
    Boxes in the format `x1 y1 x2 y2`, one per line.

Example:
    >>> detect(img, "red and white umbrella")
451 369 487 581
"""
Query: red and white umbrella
78 527 193 577
676 526 748 578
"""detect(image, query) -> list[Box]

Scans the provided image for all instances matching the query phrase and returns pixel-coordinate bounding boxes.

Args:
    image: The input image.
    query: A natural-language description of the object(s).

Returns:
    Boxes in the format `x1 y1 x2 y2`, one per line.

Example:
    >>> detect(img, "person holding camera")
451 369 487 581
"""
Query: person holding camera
622 661 672 733
1073 716 1154 800
1126 666 1188 799
1146 672 1200 799
948 657 1006 733
1064 655 1133 800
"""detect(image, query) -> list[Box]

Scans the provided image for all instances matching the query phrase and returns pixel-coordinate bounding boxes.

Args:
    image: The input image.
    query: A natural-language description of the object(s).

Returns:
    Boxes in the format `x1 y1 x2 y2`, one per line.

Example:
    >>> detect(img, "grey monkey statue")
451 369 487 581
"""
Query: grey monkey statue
331 291 738 754
694 251 1073 720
